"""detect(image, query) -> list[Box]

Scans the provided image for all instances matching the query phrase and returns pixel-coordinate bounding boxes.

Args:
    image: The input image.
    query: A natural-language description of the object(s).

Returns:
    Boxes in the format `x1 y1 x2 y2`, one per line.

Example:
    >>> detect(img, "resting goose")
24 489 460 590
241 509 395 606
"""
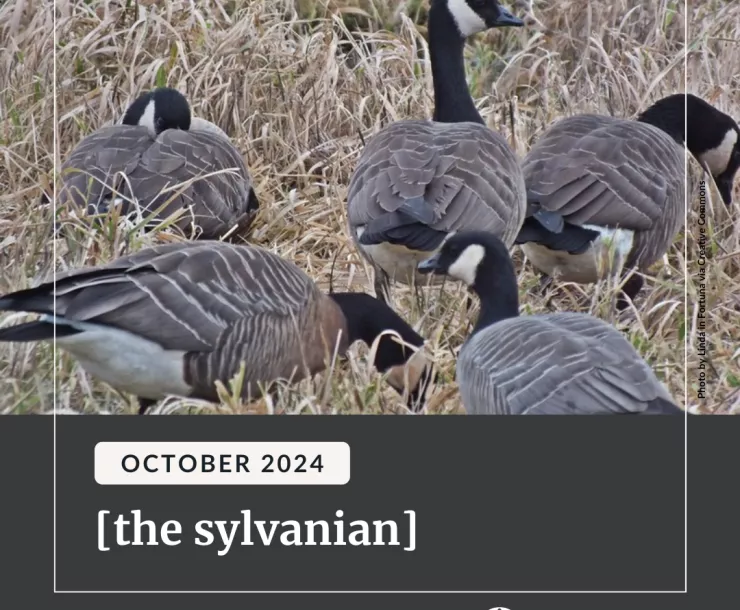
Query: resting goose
58 87 259 240
516 93 740 308
347 0 527 302
0 242 432 414
418 231 684 415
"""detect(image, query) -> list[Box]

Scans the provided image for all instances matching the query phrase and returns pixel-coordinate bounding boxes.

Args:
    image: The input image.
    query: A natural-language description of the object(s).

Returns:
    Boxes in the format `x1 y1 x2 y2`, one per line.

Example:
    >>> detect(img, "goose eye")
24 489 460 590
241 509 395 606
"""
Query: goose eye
155 117 165 130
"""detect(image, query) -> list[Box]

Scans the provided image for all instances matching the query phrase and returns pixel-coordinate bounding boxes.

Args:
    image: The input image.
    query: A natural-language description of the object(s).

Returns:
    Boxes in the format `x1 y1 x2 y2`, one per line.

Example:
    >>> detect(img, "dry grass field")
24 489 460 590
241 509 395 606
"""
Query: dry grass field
686 1 740 414
0 0 735 414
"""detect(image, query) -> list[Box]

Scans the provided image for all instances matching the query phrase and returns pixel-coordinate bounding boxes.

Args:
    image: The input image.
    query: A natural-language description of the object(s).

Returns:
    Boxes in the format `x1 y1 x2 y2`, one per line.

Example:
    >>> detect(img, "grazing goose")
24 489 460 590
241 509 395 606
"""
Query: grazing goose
58 87 259 240
0 242 432 414
417 231 684 415
516 93 740 308
347 0 527 302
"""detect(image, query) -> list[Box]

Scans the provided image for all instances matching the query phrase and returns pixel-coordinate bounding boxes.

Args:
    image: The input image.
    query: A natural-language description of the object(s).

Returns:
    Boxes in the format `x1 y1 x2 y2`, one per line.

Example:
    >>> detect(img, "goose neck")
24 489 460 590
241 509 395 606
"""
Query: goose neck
328 292 425 371
328 291 431 410
635 97 685 146
428 4 484 125
470 266 520 336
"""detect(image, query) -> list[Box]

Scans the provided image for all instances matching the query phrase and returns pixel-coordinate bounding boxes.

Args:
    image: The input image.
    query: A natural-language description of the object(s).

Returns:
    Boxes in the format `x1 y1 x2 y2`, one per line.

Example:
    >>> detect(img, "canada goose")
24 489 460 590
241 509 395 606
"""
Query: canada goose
347 0 527 302
516 93 740 308
0 242 432 414
58 87 259 240
418 231 683 414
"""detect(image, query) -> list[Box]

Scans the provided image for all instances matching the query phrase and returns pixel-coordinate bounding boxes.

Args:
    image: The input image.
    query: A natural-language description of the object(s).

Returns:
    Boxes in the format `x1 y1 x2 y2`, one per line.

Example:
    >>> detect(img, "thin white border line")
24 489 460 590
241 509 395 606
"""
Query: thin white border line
52 0 58 595
54 591 687 595
51 2 691 597
683 0 689 595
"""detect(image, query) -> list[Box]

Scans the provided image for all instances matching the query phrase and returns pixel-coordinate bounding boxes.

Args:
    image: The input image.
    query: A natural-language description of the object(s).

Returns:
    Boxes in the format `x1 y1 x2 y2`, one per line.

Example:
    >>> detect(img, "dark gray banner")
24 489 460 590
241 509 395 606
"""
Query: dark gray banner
9 416 740 608
45 416 686 593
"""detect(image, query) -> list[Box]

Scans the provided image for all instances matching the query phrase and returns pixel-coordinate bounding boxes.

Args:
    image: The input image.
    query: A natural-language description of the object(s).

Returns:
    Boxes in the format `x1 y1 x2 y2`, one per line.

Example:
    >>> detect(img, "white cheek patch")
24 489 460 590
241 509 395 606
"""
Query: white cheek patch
139 99 157 138
448 244 485 285
447 0 488 37
699 129 738 175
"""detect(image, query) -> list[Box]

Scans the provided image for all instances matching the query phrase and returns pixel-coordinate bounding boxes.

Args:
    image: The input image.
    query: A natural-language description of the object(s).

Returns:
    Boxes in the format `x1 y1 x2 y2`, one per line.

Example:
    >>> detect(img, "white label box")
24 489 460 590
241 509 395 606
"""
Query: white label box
94 442 350 485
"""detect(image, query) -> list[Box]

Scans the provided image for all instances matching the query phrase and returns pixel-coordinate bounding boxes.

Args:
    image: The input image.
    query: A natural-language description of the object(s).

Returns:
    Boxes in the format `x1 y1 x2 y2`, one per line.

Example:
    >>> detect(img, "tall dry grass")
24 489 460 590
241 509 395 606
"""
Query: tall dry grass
686 0 740 413
0 0 732 414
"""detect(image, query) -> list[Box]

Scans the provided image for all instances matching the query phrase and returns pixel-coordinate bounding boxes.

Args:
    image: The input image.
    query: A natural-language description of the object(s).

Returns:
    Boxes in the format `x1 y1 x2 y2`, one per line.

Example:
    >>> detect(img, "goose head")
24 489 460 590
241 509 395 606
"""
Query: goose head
638 93 740 206
418 231 515 290
709 133 740 206
418 231 520 328
685 95 740 206
328 292 436 411
440 0 524 37
122 87 192 138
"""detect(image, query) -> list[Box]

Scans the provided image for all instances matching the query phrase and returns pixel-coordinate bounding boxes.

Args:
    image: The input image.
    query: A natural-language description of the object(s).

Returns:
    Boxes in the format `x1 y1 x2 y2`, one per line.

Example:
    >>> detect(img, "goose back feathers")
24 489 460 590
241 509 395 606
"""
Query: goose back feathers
349 120 526 282
453 312 680 415
516 93 740 305
58 88 259 240
519 114 685 280
347 0 526 297
418 230 682 415
0 242 431 412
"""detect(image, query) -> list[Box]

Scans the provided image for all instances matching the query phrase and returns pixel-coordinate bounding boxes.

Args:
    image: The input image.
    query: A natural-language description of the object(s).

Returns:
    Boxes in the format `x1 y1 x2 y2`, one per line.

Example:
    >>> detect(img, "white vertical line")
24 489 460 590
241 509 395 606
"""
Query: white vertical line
683 0 689 595
53 0 58 594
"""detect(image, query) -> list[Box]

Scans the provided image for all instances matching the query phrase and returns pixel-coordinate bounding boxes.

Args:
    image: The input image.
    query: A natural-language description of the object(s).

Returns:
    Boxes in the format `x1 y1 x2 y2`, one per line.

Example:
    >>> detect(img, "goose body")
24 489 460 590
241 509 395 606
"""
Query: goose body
452 312 680 414
58 88 259 240
516 94 740 306
350 120 525 284
0 242 431 413
347 0 526 300
418 231 683 415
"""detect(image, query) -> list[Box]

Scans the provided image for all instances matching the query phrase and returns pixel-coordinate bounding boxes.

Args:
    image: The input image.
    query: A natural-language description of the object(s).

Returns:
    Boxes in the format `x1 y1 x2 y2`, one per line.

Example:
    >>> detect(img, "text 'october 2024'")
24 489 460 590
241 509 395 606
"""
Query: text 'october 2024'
94 441 351 485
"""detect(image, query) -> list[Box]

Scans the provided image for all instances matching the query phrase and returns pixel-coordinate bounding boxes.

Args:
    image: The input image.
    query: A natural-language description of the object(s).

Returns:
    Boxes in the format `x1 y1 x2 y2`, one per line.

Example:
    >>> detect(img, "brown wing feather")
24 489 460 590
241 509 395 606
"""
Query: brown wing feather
348 120 526 246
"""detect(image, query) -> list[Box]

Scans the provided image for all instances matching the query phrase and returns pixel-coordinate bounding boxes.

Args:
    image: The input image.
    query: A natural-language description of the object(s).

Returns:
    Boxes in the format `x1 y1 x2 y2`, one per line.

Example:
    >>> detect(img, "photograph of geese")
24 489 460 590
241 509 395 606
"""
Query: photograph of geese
0 0 735 415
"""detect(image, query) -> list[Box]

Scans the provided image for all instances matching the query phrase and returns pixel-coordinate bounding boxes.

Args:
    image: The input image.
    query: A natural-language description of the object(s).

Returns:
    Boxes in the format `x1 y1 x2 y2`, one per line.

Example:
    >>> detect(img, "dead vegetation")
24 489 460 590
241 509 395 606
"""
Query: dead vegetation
686 0 740 414
0 0 733 414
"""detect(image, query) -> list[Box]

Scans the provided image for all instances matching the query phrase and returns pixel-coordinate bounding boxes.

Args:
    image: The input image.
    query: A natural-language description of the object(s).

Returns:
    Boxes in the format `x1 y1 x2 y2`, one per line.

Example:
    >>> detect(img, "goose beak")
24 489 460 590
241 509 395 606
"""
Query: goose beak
417 253 441 274
491 7 525 28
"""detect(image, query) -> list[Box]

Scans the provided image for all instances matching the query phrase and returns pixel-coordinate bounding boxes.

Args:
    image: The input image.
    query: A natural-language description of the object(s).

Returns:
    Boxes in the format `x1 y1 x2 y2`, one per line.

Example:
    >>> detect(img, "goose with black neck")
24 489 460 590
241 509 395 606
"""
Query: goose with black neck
515 93 740 309
0 242 433 414
347 0 527 303
418 230 685 415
